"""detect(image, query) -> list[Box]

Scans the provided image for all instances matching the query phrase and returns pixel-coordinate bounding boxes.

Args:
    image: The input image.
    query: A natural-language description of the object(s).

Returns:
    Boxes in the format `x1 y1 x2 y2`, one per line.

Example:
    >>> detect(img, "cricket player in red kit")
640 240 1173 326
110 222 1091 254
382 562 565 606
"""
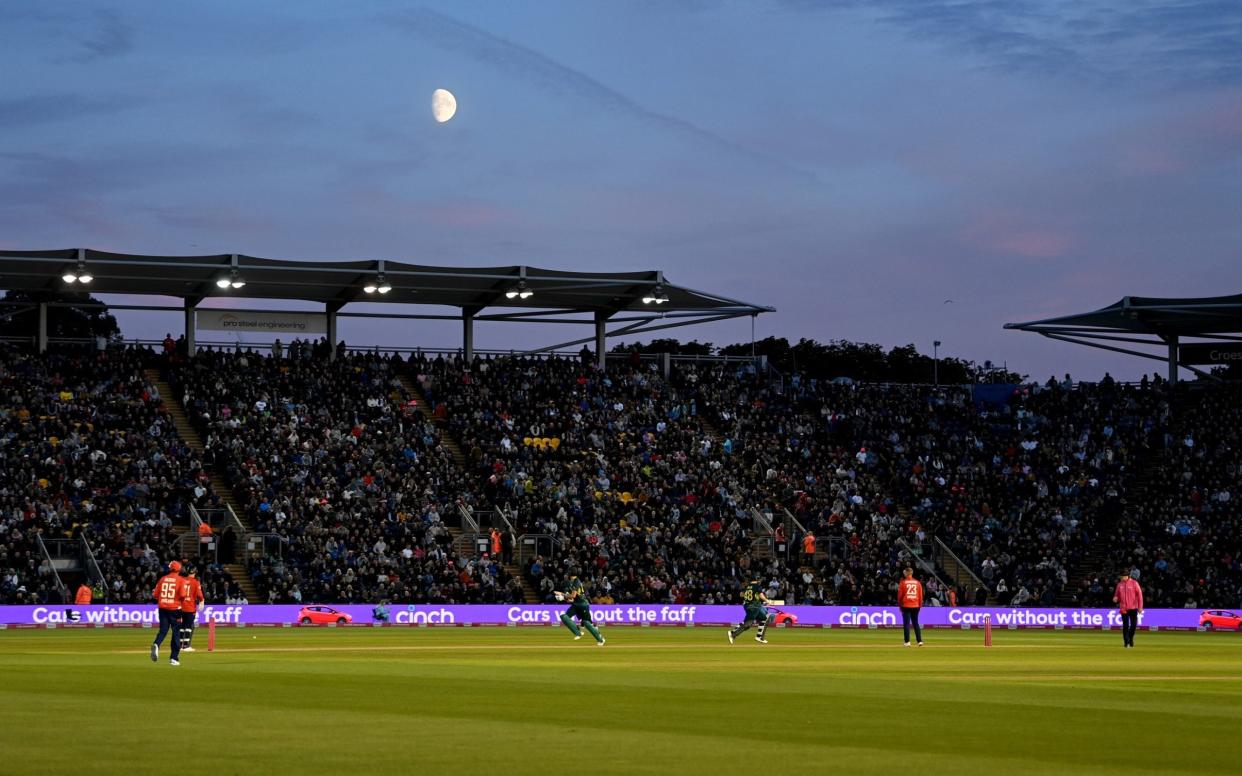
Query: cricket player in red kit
898 567 924 647
1113 570 1144 648
179 565 205 652
151 561 186 665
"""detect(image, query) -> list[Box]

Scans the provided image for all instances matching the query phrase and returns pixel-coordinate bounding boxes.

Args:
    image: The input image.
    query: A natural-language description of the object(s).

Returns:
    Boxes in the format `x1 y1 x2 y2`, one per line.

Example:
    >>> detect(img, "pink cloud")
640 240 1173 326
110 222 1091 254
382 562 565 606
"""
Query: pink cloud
1113 90 1242 177
992 230 1073 258
1167 91 1242 142
959 211 1076 259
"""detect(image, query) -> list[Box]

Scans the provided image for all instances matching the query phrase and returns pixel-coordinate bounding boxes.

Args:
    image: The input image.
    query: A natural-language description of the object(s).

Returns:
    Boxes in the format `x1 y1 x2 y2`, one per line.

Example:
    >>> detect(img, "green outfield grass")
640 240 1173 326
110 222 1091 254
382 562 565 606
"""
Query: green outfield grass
1 626 1239 775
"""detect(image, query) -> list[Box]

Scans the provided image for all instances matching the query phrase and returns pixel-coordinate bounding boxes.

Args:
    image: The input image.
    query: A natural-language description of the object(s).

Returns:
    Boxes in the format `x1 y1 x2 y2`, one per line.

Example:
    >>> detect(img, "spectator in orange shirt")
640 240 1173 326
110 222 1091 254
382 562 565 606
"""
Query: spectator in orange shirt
74 583 92 605
801 531 816 568
198 520 214 545
151 560 185 666
897 567 924 647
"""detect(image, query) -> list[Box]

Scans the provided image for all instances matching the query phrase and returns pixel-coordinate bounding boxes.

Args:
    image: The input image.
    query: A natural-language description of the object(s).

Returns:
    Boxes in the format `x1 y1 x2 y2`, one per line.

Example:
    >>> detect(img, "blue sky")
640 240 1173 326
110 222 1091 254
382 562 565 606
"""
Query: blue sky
2 1 1240 378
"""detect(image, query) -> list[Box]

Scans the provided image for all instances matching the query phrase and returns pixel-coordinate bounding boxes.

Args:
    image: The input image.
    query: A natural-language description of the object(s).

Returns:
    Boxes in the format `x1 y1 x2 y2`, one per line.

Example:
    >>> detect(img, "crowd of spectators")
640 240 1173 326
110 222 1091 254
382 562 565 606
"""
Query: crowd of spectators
413 351 799 607
0 345 236 605
1071 383 1242 608
690 367 1196 607
5 342 1239 610
172 346 523 605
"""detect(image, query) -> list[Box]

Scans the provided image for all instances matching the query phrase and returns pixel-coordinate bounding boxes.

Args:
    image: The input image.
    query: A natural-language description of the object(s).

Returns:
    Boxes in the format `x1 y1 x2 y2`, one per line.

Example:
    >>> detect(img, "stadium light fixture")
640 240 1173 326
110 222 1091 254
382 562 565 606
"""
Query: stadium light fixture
216 269 245 289
62 261 93 284
642 285 669 304
364 274 392 294
506 280 532 300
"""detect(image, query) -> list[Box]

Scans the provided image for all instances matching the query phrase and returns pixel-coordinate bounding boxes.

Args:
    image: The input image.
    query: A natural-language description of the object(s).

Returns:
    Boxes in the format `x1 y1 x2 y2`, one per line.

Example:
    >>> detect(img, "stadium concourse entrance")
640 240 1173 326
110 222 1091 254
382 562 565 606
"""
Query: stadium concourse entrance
1006 294 1242 383
0 248 773 369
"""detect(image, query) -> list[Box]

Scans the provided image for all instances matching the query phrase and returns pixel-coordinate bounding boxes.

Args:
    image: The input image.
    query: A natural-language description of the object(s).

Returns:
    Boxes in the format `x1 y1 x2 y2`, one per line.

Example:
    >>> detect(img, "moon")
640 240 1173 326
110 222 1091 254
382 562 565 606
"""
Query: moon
432 88 457 123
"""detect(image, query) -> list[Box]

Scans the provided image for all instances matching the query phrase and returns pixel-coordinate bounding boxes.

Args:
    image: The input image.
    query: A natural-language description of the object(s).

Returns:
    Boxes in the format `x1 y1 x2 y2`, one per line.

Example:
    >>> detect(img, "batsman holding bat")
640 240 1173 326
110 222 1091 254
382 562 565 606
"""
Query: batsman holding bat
728 577 772 644
554 575 605 646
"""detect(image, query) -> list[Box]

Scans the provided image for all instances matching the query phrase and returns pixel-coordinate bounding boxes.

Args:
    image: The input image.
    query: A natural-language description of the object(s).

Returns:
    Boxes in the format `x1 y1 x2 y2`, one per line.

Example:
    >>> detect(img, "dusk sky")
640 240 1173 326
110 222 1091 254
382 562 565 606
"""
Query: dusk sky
3 1 1240 379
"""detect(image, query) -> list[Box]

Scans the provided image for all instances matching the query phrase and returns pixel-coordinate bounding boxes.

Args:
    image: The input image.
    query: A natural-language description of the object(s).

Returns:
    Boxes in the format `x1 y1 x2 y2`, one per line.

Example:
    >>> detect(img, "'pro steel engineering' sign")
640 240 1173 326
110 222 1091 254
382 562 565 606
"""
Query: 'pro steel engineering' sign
197 310 327 334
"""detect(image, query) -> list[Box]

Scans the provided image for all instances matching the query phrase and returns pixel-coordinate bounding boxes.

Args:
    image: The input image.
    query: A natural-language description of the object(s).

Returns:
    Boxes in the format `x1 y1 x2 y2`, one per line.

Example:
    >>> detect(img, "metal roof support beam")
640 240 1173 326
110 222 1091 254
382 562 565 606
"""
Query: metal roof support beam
183 298 197 358
475 308 588 322
37 302 47 353
326 304 338 362
600 312 750 341
1007 327 1168 343
528 317 653 356
674 281 776 312
594 311 611 371
0 304 35 323
459 306 471 365
528 311 749 355
1167 334 1179 385
1037 332 1170 363
1038 332 1215 381
1177 333 1242 342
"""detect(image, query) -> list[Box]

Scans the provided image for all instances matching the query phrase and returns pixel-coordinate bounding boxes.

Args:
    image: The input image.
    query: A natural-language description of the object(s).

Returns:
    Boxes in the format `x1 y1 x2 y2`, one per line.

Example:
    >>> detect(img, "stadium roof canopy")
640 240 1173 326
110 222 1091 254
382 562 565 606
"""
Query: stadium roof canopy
0 248 773 362
1005 294 1242 381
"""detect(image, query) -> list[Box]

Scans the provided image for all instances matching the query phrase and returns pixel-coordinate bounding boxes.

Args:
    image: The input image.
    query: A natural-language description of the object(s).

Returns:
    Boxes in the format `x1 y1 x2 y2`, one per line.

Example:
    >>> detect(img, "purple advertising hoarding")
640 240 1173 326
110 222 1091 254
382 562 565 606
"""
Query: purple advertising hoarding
0 604 1223 630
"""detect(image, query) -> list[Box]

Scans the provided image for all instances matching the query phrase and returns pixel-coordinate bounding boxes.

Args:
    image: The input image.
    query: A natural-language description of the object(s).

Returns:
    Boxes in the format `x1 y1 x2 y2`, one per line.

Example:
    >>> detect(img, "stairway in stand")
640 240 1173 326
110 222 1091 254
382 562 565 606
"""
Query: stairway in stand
698 414 726 447
704 411 824 600
1057 450 1164 605
145 368 260 604
221 570 259 604
701 412 769 557
935 545 995 605
396 372 468 467
898 505 995 605
398 369 540 603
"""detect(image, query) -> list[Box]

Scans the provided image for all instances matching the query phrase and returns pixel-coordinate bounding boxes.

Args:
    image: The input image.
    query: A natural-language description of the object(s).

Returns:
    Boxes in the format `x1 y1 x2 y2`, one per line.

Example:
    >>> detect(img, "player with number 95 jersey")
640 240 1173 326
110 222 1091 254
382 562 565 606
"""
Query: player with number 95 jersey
151 560 186 665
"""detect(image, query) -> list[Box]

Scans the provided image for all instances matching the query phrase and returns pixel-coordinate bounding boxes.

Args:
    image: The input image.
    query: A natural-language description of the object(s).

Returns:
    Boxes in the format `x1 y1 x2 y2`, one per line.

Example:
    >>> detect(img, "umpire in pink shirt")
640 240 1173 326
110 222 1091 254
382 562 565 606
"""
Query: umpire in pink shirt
1113 570 1144 648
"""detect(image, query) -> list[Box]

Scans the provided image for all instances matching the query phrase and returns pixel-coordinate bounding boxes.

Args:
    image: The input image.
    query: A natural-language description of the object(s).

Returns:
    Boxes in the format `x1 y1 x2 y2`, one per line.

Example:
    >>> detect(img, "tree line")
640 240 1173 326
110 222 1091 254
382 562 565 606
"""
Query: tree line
611 336 1025 384
0 290 120 342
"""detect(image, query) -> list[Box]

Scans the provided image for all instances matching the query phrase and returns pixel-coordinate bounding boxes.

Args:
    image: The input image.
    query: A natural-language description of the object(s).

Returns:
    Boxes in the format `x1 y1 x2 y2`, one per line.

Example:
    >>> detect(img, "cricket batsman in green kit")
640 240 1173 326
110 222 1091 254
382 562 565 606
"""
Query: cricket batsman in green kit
554 575 605 646
728 577 772 644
